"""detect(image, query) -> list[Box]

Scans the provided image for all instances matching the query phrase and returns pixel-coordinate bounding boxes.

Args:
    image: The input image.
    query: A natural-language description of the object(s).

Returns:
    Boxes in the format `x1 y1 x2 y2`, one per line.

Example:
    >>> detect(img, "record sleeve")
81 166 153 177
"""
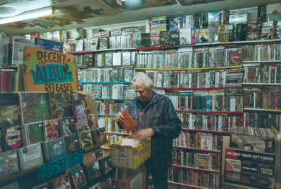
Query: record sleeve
79 130 93 150
23 121 44 145
96 127 107 146
0 150 19 177
99 37 109 50
88 114 98 130
120 109 137 133
84 148 103 164
71 92 87 106
159 31 170 46
76 121 90 132
18 143 44 171
43 138 66 161
59 117 77 136
84 160 101 182
99 155 112 175
2 124 22 151
64 134 81 155
44 119 61 141
87 37 99 50
70 166 87 189
34 38 63 52
0 104 21 128
49 92 73 119
52 173 72 189
20 92 50 124
169 30 179 46
74 105 88 123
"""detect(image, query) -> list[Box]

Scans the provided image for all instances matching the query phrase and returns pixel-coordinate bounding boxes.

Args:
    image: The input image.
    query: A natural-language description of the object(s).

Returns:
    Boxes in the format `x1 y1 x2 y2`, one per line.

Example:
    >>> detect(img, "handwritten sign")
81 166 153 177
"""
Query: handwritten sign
38 150 84 180
23 46 78 92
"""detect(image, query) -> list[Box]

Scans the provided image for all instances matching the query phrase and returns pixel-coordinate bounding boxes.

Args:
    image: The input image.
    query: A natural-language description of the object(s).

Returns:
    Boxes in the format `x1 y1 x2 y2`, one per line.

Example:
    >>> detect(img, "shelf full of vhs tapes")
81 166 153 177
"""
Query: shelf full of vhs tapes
135 43 246 189
136 44 280 189
0 92 114 189
68 6 281 188
76 42 281 189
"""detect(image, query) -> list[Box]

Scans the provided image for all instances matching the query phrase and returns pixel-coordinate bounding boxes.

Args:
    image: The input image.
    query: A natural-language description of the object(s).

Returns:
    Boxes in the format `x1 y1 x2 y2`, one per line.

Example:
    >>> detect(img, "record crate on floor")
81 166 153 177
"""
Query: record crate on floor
113 167 147 189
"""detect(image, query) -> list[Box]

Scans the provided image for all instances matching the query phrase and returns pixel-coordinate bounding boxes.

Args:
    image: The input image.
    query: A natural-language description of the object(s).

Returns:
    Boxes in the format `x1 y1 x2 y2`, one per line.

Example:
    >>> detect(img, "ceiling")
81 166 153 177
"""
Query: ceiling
0 0 280 35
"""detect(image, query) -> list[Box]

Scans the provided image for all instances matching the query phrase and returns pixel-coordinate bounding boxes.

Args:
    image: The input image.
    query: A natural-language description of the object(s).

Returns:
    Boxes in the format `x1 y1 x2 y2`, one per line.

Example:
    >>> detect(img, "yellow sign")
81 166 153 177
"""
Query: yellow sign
23 46 78 92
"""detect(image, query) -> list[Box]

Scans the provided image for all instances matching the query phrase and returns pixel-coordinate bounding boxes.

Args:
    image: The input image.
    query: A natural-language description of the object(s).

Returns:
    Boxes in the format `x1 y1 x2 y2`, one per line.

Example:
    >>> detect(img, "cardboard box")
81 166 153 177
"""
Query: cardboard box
110 139 151 170
113 167 146 189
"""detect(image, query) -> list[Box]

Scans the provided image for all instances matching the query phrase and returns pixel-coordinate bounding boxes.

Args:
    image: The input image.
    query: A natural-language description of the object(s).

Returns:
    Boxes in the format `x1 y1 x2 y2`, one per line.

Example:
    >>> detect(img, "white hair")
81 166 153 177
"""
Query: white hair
132 72 153 89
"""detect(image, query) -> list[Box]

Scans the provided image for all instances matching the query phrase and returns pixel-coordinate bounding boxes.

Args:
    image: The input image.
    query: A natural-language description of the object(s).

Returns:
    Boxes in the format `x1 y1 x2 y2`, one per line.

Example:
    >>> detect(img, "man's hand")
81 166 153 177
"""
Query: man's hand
133 128 155 140
115 112 125 124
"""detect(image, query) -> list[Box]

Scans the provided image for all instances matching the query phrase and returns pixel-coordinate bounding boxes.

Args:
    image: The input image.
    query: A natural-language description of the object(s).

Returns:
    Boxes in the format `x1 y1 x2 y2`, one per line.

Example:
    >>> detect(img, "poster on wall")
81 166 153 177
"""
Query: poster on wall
23 46 78 92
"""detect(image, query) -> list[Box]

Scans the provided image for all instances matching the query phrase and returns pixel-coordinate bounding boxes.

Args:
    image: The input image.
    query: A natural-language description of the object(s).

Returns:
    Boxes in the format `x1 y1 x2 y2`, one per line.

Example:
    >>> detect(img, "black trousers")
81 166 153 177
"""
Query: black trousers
147 168 168 189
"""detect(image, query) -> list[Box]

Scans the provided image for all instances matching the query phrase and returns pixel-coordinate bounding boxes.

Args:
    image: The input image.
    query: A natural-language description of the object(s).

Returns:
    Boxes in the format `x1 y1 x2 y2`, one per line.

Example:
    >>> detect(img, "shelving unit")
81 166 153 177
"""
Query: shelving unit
172 146 221 153
182 129 231 135
176 110 243 115
68 48 136 54
172 164 220 174
168 181 208 189
155 86 242 90
79 82 132 85
68 23 281 189
134 65 242 71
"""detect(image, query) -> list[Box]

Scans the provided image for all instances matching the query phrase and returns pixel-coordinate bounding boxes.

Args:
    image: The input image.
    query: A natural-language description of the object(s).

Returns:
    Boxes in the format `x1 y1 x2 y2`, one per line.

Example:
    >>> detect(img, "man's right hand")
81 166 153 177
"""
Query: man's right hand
115 112 125 124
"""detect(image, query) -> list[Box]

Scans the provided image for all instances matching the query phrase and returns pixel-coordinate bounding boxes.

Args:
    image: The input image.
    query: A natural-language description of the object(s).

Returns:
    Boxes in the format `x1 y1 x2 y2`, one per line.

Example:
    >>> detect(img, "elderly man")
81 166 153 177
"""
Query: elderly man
116 72 182 189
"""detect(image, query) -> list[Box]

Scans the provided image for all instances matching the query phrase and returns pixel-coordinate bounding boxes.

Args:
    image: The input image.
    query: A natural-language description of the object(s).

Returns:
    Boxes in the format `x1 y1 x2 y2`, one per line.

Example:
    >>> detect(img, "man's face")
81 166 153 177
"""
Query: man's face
135 84 152 102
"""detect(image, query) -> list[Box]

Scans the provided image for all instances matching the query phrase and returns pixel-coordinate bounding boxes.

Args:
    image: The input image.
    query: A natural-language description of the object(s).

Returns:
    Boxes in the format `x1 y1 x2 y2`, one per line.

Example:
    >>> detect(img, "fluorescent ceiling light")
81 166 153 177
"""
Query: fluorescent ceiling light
0 7 52 25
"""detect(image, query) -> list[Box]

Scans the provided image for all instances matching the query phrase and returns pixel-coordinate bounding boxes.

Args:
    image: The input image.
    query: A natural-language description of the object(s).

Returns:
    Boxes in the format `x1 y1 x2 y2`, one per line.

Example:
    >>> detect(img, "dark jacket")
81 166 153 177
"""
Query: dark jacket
127 92 182 172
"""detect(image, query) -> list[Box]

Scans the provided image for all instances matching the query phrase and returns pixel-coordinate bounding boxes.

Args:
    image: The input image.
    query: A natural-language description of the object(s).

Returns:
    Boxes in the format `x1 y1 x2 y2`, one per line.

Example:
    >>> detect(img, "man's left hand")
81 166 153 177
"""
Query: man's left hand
133 128 155 140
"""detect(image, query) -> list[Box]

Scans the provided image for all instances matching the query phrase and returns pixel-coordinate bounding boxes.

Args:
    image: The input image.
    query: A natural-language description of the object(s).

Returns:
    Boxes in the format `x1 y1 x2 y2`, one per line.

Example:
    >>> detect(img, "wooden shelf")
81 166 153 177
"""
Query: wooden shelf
136 46 175 51
192 39 281 46
168 181 208 189
68 39 281 55
155 86 242 90
68 48 136 54
244 108 281 113
172 164 220 174
176 110 243 115
148 177 207 189
172 146 221 153
243 60 281 64
79 82 132 85
243 83 281 86
182 128 231 134
134 65 242 71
